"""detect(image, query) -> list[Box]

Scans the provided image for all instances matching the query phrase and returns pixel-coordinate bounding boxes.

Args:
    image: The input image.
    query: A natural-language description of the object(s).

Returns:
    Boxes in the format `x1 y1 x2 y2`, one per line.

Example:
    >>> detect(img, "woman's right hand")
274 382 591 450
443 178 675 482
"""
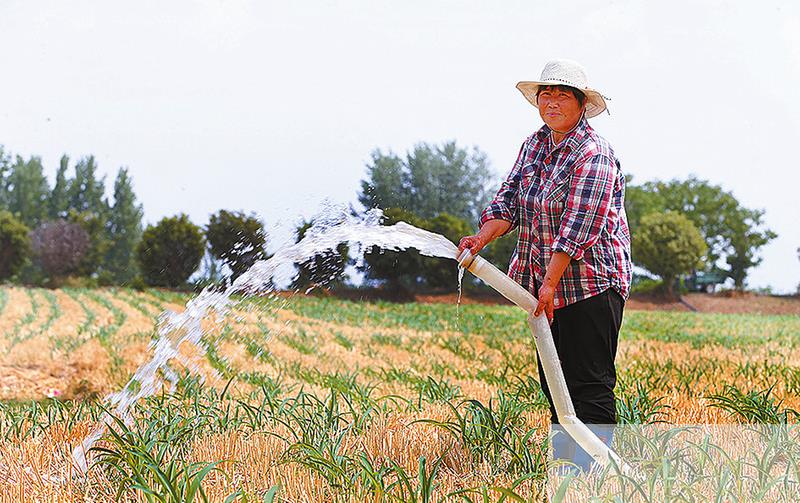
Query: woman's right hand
457 220 511 256
457 234 485 255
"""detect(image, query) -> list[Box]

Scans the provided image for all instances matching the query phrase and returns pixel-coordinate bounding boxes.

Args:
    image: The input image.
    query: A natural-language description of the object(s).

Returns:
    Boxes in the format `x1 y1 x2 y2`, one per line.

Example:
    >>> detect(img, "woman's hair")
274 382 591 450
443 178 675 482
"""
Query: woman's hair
536 85 586 107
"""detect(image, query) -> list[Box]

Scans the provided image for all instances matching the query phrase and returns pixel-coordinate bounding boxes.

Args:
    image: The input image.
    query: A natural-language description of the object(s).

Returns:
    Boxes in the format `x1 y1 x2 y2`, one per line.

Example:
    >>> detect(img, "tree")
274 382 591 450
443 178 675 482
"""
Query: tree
30 220 90 283
0 146 11 209
137 214 206 287
0 211 31 281
67 209 111 278
67 156 107 216
49 155 71 219
359 141 494 223
626 176 776 289
5 155 50 227
361 207 427 297
106 168 144 284
205 210 267 282
421 213 472 289
293 220 349 290
636 211 707 298
63 156 112 278
725 208 777 290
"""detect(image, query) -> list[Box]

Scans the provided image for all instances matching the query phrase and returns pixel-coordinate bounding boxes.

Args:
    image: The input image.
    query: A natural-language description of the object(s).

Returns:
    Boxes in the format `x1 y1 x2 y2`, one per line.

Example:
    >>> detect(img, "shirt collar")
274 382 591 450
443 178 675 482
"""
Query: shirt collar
535 115 590 150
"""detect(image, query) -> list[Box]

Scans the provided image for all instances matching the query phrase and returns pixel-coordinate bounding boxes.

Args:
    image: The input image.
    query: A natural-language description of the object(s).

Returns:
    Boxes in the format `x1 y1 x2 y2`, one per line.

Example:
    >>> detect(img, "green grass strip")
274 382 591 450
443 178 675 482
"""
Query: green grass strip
0 287 7 317
8 289 39 349
276 296 800 350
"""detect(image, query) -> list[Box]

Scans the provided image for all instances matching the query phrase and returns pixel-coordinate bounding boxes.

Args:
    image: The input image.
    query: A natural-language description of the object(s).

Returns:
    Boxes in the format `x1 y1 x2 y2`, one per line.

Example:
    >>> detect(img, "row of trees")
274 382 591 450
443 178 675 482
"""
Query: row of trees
0 141 780 295
357 142 778 296
0 146 280 289
0 147 143 285
626 176 776 293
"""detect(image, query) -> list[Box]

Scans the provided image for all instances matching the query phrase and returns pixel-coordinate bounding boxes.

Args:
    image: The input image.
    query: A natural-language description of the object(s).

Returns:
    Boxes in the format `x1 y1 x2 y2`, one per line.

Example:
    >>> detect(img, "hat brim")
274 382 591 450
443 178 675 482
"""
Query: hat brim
516 81 608 118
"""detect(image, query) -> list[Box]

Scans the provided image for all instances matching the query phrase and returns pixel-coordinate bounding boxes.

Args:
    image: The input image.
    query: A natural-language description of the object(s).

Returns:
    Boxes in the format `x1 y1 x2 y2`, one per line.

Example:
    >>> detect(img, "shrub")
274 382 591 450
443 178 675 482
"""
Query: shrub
30 219 90 282
0 211 31 281
205 210 267 281
636 211 707 298
137 214 206 287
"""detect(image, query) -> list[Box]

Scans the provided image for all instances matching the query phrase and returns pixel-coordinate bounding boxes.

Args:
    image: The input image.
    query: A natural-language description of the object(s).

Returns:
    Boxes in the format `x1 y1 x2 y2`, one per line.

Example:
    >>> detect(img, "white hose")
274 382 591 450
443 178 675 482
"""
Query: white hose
457 249 628 471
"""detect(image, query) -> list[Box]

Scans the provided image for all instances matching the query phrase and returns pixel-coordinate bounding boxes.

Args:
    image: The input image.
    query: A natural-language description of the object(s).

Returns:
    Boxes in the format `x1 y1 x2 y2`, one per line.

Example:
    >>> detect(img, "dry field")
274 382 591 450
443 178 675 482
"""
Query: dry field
0 286 798 501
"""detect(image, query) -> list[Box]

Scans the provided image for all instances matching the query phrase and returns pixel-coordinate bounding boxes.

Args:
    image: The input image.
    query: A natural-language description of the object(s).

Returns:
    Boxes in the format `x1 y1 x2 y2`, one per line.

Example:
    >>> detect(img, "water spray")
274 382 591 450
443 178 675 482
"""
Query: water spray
69 207 628 477
457 248 629 472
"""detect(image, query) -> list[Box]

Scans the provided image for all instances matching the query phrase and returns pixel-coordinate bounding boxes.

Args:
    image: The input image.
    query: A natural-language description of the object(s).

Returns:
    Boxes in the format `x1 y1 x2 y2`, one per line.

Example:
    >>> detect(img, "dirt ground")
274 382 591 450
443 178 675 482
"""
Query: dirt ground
414 291 800 315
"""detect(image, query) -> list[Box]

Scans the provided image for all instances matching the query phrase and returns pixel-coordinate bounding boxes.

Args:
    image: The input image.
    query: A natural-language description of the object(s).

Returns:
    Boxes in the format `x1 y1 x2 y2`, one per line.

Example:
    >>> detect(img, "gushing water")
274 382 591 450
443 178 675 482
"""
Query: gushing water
456 265 466 325
71 208 460 472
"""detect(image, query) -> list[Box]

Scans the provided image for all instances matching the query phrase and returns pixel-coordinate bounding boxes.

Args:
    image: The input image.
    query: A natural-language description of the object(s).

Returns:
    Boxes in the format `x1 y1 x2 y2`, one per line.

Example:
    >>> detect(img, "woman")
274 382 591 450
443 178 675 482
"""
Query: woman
458 59 632 468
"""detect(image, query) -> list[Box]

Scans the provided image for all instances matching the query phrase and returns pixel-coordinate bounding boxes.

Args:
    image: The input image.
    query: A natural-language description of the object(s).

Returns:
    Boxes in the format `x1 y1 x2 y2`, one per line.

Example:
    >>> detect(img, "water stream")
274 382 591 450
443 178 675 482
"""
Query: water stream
71 208 461 472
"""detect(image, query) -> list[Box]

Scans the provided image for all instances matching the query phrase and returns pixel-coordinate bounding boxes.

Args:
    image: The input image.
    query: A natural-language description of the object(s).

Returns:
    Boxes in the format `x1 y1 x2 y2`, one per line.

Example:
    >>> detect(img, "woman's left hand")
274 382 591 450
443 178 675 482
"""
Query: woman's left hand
534 283 556 324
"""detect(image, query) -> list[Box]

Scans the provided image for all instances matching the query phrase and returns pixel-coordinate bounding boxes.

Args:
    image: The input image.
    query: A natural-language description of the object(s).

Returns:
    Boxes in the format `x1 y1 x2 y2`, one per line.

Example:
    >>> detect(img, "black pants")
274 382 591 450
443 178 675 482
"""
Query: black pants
536 289 624 425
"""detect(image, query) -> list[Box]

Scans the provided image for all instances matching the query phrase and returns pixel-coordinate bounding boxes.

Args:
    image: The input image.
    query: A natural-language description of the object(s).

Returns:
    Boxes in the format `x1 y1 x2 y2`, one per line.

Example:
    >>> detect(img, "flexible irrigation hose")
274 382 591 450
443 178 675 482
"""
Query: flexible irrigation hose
457 249 628 471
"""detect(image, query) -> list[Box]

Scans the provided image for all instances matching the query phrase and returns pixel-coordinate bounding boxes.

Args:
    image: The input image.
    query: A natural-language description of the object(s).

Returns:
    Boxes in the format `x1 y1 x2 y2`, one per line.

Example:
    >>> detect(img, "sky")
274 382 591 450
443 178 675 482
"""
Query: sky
1 0 798 293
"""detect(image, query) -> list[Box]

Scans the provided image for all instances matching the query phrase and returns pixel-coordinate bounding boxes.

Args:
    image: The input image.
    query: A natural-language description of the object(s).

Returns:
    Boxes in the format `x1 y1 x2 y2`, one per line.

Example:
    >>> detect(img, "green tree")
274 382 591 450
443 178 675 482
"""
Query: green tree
293 220 349 290
725 208 777 290
359 141 494 223
64 156 112 278
106 168 144 284
0 211 31 281
421 213 472 289
67 209 111 278
49 155 71 219
205 210 267 282
636 211 707 298
137 215 206 287
5 155 50 227
626 176 775 289
361 207 427 297
0 146 11 209
67 156 108 215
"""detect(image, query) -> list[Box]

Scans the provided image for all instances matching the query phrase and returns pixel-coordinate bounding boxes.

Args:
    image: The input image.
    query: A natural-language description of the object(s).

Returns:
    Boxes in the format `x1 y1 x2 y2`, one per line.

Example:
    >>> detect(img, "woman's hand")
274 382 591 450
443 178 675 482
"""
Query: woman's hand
457 234 485 255
534 252 571 324
457 219 512 256
534 283 556 324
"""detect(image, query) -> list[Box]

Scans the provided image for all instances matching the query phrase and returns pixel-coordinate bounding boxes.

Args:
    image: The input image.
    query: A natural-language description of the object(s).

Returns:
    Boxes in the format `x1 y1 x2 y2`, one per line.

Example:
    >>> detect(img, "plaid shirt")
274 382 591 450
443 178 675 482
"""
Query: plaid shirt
480 117 632 309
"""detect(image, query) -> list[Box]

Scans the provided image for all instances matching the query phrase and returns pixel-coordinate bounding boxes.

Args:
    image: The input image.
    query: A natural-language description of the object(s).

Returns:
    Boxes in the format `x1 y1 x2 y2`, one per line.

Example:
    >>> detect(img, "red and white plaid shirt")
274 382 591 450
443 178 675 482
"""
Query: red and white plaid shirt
480 117 632 309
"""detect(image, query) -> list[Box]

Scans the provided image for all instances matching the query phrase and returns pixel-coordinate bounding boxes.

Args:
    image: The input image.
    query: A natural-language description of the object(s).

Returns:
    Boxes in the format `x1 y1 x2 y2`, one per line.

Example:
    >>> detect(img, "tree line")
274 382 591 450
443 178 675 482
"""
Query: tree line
0 142 781 296
358 142 778 297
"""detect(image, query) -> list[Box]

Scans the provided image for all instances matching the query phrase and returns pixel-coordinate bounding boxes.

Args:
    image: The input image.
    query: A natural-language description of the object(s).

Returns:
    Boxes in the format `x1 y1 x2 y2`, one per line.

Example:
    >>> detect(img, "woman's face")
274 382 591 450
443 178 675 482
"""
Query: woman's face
536 87 584 133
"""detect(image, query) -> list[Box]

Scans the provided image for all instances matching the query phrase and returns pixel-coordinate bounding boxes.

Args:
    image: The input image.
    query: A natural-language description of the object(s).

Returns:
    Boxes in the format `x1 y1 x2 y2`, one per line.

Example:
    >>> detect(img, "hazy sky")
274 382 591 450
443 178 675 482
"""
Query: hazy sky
1 1 798 292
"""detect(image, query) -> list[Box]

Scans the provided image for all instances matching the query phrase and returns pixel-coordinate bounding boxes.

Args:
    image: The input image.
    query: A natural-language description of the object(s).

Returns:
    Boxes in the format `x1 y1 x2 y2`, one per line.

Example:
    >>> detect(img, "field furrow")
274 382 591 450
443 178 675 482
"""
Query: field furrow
0 288 798 501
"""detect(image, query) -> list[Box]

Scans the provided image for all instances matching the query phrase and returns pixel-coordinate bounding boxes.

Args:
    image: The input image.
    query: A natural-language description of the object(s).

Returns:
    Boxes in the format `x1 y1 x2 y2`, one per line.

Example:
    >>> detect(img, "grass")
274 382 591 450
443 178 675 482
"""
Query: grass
0 286 798 501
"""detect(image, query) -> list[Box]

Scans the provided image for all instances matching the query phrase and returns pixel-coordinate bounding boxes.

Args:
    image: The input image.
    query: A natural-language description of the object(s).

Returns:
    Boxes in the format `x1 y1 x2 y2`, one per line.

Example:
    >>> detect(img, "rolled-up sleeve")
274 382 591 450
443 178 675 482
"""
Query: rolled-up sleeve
552 153 615 261
479 141 527 231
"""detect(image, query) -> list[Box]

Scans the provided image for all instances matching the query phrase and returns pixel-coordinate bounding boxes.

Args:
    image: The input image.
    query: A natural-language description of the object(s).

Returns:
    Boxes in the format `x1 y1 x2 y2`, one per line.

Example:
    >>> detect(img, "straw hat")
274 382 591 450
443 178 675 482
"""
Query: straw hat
516 59 608 118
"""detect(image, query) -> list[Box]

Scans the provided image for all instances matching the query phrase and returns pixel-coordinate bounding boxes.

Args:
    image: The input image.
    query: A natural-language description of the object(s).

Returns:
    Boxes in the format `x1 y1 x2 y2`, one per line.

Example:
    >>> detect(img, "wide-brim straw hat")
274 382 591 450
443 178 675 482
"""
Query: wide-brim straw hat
516 59 609 118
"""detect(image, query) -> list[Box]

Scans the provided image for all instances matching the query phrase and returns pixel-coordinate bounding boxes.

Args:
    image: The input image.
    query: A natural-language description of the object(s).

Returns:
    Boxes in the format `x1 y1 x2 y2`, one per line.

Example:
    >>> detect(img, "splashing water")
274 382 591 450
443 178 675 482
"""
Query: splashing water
456 265 466 326
71 207 460 472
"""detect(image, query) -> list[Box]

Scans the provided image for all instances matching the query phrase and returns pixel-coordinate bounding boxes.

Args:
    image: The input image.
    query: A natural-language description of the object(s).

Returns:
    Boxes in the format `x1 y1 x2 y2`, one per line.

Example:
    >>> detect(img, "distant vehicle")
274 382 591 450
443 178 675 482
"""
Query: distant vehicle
685 269 727 293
